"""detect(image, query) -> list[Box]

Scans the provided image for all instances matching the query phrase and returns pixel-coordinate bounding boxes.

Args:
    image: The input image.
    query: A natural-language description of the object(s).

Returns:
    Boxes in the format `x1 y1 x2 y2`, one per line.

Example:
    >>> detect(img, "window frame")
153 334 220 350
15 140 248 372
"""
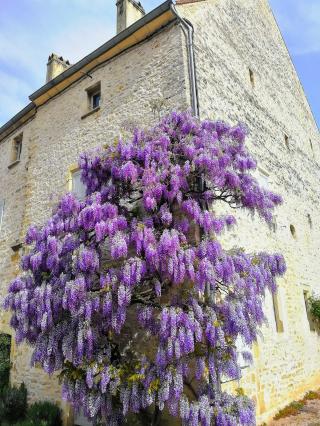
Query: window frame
91 91 101 110
272 291 284 333
86 82 101 111
303 290 316 332
68 165 86 200
10 133 23 166
249 68 255 88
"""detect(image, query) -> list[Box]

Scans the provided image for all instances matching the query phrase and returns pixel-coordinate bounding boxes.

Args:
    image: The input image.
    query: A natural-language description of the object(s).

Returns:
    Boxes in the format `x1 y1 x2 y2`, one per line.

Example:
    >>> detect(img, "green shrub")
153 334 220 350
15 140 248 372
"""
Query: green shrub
26 401 62 426
0 334 11 391
274 400 305 420
14 421 46 426
309 296 320 321
303 390 320 401
0 383 27 423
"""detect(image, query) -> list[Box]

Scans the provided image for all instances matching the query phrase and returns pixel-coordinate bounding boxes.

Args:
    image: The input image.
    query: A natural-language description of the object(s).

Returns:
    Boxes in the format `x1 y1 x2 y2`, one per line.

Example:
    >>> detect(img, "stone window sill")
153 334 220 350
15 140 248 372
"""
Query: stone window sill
8 160 20 169
81 106 100 120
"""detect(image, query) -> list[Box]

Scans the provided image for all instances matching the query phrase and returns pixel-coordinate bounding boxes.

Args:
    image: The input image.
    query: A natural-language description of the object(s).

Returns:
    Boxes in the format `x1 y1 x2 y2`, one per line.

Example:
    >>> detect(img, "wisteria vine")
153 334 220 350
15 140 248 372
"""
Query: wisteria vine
4 112 286 425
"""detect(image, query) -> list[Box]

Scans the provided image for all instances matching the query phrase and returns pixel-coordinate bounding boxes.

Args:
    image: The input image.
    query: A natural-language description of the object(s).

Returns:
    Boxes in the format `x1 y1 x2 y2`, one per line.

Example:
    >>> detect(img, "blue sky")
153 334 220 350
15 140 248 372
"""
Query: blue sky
0 0 319 128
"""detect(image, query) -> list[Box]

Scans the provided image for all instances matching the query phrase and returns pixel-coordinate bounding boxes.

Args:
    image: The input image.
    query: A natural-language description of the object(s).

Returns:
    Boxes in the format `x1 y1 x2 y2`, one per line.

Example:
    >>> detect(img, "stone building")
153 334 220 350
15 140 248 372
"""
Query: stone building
0 0 319 424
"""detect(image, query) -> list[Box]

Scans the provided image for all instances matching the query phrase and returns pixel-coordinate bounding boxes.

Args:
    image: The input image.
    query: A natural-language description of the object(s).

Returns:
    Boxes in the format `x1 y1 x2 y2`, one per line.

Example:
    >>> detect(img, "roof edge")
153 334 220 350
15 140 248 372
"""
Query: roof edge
29 0 173 101
0 0 174 141
0 103 36 142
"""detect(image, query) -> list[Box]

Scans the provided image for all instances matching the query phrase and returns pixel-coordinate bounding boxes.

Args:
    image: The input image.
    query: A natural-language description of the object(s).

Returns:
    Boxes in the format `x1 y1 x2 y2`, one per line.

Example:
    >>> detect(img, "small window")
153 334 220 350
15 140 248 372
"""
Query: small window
71 169 86 200
307 214 312 229
284 134 289 149
236 336 251 369
249 68 255 88
86 82 101 111
92 92 101 109
310 139 313 152
11 133 23 163
272 292 284 333
303 291 315 331
290 224 296 239
0 200 4 230
270 215 277 233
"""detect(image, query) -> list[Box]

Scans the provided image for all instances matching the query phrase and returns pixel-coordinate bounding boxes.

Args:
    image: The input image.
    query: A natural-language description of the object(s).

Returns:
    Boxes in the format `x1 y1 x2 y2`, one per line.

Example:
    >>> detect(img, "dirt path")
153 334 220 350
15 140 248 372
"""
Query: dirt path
269 399 320 426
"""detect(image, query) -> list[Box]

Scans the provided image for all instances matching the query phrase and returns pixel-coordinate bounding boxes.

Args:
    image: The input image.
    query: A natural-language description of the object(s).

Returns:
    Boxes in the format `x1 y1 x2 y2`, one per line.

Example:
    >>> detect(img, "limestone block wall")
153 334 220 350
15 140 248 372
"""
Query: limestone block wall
0 21 189 424
179 0 320 423
0 124 30 384
1 1 319 423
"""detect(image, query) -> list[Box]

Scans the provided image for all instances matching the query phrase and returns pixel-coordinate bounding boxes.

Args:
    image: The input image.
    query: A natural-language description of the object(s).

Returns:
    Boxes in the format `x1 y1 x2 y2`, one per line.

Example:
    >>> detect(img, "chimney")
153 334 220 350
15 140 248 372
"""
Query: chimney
116 0 145 34
46 53 70 83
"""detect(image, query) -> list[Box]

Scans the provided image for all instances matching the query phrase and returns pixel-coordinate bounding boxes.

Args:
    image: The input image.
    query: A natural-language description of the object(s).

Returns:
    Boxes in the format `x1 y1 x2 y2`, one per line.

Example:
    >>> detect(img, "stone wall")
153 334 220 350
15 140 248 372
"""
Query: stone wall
1 0 320 424
178 0 320 423
0 21 189 425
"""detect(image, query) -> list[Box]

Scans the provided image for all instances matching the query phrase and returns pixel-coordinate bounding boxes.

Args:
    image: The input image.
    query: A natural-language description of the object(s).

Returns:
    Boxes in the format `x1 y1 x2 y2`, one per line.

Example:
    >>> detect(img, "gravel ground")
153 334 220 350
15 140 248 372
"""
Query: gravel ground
269 399 320 426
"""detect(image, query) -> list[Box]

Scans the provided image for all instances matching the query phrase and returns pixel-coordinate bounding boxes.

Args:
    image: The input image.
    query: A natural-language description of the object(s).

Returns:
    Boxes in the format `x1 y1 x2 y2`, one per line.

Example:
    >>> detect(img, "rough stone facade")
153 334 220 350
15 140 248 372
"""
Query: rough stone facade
0 0 319 424
179 0 320 423
0 22 189 425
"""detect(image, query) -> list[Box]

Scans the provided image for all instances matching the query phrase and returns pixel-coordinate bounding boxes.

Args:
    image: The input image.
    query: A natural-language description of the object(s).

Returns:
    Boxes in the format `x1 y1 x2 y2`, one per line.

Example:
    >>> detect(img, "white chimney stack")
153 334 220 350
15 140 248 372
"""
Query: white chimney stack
46 53 70 83
116 0 145 34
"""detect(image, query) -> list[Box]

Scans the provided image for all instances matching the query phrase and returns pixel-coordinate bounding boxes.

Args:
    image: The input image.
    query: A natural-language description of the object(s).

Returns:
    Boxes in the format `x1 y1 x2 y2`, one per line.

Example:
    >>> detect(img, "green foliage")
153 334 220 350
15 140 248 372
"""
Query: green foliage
13 421 46 426
303 390 320 401
0 334 11 390
0 383 27 423
26 401 62 426
309 296 320 321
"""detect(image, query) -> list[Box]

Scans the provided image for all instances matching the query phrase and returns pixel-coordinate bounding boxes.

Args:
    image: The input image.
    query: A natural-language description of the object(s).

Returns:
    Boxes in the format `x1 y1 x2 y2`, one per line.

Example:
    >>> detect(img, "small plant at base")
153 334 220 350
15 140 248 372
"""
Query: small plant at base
14 421 47 426
274 401 305 420
0 383 27 423
303 390 320 401
0 334 11 391
26 400 62 426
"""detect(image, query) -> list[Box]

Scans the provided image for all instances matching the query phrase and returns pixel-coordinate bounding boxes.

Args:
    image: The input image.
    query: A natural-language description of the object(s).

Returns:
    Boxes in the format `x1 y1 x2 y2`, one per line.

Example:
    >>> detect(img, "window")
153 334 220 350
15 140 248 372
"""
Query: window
270 215 277 233
290 224 296 239
303 291 315 331
71 169 86 200
92 92 101 109
310 139 313 152
307 214 312 229
86 82 101 111
0 200 4 230
236 336 251 369
284 134 289 150
249 68 255 88
272 292 284 333
11 133 23 164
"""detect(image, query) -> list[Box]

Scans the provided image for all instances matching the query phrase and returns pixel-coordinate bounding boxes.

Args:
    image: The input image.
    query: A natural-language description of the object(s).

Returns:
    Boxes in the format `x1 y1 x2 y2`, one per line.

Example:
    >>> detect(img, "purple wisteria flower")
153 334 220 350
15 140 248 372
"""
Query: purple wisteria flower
4 111 286 425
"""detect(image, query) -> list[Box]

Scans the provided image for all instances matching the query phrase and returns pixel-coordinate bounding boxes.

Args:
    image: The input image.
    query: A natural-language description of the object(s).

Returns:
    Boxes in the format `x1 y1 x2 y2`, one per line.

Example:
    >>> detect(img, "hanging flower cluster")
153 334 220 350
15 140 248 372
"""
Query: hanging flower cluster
5 112 286 425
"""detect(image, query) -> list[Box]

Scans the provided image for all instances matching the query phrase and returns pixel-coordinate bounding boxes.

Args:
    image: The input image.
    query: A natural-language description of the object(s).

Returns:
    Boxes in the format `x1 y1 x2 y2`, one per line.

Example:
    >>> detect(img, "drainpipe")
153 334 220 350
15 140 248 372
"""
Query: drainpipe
170 3 199 118
171 1 223 396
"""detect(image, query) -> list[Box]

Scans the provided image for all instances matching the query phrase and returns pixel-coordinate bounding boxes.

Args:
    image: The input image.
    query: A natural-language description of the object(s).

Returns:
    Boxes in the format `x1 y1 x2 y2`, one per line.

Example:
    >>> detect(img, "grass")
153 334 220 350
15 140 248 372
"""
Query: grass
303 390 320 401
274 401 305 420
